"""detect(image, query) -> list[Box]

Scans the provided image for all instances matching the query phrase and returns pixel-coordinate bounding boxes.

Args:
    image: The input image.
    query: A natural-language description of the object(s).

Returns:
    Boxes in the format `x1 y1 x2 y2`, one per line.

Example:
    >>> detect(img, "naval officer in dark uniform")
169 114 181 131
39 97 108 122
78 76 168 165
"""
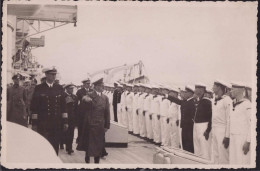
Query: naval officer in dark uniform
30 67 68 155
167 85 196 153
64 83 78 155
76 78 92 143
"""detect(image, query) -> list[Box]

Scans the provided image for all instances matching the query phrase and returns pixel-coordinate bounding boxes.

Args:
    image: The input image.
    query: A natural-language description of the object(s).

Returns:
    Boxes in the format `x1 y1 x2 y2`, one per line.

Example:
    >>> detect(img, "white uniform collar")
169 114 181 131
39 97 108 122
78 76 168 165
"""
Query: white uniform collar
46 81 54 88
95 90 102 96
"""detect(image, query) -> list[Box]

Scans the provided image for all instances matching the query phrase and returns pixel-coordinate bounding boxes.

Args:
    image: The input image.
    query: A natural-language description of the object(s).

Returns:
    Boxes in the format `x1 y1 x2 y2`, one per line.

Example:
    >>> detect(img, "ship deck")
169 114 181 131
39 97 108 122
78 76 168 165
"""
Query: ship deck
58 130 157 164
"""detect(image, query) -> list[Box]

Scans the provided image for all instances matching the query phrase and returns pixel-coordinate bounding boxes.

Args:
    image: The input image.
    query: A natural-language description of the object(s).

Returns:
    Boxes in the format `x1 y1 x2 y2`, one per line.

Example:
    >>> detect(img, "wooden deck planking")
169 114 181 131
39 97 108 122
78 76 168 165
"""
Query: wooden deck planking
58 130 157 164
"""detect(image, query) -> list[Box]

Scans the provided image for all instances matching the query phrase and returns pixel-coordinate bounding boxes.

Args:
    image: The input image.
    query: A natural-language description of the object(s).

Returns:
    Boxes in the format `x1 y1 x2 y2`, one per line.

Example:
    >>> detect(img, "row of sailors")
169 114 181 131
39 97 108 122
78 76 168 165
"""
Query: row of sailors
103 81 252 165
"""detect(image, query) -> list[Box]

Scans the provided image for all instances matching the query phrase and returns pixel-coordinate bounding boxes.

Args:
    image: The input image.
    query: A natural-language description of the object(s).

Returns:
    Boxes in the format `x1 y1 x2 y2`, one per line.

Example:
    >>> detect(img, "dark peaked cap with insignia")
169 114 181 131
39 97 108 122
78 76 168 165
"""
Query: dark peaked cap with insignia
93 78 104 86
12 74 21 80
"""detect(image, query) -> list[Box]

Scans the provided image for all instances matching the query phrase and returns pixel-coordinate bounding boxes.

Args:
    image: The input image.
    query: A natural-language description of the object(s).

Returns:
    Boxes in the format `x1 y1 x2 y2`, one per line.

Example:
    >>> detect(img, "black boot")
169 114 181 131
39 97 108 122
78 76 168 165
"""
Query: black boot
85 156 90 163
94 157 100 164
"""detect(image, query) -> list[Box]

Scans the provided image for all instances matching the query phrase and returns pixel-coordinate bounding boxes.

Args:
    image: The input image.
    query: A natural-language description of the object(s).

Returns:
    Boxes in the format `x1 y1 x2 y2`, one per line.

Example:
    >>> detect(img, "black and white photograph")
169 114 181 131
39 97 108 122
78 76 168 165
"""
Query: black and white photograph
1 0 258 169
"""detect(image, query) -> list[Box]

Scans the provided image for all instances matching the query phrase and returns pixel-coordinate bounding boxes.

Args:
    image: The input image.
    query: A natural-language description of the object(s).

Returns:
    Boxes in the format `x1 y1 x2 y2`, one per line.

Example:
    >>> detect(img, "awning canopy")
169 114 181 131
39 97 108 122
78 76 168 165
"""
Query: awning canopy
7 4 77 23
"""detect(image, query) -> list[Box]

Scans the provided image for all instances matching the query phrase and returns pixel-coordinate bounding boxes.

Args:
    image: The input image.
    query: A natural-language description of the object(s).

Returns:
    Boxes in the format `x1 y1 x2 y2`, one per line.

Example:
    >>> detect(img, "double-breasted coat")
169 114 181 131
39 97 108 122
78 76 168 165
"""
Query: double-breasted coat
76 88 92 141
30 82 67 155
77 91 110 157
7 84 28 127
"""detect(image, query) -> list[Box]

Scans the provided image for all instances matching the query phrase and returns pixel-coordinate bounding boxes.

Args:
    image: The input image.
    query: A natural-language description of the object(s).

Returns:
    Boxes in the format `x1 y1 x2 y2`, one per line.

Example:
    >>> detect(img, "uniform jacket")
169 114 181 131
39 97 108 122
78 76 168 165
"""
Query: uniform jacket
30 82 67 131
113 89 121 105
77 91 110 157
230 98 251 142
194 97 212 133
168 96 196 128
65 92 78 126
7 85 27 126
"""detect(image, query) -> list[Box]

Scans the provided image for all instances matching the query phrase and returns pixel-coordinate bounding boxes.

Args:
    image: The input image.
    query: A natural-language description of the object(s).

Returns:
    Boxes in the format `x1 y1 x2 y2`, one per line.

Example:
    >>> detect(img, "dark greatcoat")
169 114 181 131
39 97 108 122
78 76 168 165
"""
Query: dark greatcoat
77 91 110 157
168 96 196 153
7 84 28 127
76 88 92 141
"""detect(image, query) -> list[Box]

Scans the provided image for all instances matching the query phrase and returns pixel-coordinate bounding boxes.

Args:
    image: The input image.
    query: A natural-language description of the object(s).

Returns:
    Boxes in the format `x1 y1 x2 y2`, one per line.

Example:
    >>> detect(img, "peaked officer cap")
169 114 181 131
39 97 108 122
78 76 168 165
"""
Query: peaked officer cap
93 78 104 86
195 83 207 89
185 85 195 93
43 66 57 74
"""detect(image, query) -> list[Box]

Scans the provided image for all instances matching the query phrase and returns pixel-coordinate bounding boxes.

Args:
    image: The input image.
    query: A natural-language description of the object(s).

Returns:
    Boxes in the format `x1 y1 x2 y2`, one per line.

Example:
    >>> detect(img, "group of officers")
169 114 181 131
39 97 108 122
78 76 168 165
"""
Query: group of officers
102 80 252 165
7 66 252 165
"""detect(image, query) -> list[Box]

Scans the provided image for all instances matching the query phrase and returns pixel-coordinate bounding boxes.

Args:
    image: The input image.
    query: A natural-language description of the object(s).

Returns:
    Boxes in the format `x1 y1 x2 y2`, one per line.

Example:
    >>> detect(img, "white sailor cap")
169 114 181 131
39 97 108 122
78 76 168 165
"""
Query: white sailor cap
214 80 231 88
195 83 207 89
245 84 252 90
185 85 195 93
145 84 152 89
126 83 134 87
206 88 213 94
231 82 246 89
151 84 159 89
161 85 171 91
169 86 179 93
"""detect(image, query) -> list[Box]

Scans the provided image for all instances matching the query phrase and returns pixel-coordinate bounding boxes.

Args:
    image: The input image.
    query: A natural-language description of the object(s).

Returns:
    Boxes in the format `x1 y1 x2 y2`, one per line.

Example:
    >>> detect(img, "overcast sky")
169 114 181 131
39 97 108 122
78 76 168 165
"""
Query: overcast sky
32 2 257 87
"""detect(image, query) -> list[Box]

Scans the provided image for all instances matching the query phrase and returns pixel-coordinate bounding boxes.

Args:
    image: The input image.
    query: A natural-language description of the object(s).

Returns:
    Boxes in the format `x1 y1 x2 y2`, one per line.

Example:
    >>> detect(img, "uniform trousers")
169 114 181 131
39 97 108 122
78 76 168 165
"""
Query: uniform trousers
122 107 128 127
152 114 161 143
193 122 211 160
113 104 118 122
38 128 61 155
160 116 168 145
139 109 146 137
181 123 194 153
117 104 123 124
133 108 140 134
145 111 153 139
127 108 133 131
66 125 75 151
229 134 250 164
212 126 229 164
110 104 114 122
169 118 180 148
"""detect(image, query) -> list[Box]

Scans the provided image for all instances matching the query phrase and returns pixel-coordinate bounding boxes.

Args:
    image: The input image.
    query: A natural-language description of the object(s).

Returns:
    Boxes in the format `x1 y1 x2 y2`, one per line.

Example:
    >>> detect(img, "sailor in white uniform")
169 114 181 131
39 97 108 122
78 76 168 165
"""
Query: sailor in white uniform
212 80 232 164
229 83 251 164
143 84 154 141
107 85 114 122
160 85 171 146
133 84 141 135
125 84 134 132
120 83 128 127
167 87 181 148
151 85 162 145
137 84 147 138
